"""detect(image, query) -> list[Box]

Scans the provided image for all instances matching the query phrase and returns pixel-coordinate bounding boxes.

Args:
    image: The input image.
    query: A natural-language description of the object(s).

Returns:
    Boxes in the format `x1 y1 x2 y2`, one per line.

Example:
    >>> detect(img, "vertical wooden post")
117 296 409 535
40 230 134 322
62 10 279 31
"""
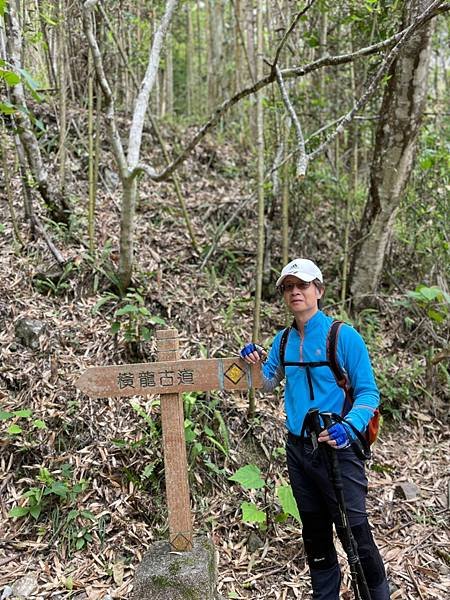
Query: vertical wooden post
156 329 193 551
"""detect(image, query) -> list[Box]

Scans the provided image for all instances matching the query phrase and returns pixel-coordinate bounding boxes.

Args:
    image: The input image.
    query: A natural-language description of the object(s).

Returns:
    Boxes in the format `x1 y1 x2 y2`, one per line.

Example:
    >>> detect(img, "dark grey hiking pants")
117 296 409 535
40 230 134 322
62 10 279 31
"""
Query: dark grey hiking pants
286 434 390 599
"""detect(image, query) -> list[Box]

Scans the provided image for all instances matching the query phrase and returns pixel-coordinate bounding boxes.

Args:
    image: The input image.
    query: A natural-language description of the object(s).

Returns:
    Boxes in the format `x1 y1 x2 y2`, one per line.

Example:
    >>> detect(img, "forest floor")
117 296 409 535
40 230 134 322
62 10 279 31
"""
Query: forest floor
0 131 449 599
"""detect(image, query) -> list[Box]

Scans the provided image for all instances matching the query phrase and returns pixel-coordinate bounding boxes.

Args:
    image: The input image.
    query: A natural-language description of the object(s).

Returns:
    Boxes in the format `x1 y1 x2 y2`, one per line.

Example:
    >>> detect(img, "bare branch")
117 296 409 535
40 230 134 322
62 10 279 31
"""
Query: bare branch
149 76 272 181
308 0 447 161
132 163 158 179
31 216 67 266
127 0 179 168
271 0 317 71
139 0 449 182
275 66 307 178
282 0 449 80
82 0 128 180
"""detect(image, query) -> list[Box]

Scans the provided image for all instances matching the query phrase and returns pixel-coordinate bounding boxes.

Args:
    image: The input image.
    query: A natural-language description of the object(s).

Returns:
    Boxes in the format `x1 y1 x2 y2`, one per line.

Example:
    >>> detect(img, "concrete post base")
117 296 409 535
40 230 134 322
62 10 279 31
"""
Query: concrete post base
132 537 220 600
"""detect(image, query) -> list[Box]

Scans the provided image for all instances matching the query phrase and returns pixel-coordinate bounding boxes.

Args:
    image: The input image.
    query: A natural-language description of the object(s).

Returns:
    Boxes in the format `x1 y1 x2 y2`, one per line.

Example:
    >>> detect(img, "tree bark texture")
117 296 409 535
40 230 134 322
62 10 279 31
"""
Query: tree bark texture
349 0 436 308
4 1 68 223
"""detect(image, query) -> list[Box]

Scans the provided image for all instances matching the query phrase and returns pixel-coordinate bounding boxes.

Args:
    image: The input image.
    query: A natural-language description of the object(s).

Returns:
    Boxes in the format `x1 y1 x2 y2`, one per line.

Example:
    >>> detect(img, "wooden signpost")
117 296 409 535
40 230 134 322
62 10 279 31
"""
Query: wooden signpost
76 329 262 552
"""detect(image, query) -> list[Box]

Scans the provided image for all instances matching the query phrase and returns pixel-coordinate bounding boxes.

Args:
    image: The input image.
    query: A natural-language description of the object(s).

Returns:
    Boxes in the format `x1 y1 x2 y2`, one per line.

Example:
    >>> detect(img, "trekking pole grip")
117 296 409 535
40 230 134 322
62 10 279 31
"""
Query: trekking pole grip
321 412 345 491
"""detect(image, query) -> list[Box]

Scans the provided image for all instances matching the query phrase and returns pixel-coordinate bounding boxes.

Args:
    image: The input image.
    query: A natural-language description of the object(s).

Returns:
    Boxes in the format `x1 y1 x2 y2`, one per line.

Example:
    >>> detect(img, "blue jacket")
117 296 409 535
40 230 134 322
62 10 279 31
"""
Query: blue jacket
261 310 380 436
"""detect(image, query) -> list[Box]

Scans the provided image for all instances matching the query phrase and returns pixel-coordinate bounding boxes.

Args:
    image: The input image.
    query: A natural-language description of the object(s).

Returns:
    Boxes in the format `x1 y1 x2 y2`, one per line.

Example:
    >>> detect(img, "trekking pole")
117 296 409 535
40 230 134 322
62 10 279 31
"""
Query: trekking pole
320 412 372 600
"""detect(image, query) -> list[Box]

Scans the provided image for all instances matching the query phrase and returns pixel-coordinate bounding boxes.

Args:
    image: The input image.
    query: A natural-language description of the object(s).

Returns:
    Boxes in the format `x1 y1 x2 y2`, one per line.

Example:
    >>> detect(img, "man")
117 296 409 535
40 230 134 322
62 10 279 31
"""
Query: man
240 258 390 599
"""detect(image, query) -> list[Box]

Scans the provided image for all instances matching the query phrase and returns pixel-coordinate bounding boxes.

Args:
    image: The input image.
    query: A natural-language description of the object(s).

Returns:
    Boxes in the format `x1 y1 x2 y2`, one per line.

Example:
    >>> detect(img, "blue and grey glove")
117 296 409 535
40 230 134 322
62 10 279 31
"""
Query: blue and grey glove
327 422 351 449
240 343 265 359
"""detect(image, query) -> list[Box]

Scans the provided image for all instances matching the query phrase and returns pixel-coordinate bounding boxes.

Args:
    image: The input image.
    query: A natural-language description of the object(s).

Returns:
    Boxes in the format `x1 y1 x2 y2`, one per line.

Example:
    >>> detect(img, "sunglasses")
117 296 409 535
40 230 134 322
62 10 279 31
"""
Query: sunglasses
280 281 312 293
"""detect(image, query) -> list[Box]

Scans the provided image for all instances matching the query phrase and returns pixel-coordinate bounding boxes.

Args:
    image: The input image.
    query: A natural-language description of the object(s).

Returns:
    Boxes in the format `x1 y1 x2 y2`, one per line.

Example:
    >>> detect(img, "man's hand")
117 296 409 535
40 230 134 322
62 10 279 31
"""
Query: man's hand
240 343 266 364
318 423 351 449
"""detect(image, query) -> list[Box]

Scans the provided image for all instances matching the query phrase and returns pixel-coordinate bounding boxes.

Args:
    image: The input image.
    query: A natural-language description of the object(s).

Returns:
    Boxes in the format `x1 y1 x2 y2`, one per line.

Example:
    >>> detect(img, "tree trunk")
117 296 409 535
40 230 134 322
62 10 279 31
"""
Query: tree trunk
252 0 264 341
250 0 264 418
58 0 67 198
186 4 193 115
349 0 435 309
118 176 138 292
165 34 174 116
4 1 69 223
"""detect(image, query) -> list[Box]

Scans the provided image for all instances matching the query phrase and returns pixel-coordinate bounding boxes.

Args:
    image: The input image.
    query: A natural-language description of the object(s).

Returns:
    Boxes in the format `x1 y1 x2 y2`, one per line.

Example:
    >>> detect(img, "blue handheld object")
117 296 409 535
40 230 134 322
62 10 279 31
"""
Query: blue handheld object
328 423 351 449
240 343 257 358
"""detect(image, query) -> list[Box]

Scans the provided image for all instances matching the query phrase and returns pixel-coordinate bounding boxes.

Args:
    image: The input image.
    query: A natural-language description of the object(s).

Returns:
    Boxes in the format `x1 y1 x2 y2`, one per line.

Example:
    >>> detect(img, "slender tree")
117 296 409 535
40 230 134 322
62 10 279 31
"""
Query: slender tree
349 0 439 309
83 0 179 291
252 0 265 343
3 0 69 223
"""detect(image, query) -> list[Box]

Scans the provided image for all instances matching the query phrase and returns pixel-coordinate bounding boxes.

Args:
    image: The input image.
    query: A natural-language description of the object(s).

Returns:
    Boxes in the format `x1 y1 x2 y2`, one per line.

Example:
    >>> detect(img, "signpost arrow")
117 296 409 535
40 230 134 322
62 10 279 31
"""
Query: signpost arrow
76 357 262 398
75 329 263 551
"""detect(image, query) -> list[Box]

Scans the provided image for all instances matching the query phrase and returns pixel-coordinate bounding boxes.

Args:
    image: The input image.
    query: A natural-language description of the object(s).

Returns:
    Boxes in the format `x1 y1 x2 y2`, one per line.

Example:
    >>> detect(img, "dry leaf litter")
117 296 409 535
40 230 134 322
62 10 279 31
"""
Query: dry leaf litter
0 133 449 600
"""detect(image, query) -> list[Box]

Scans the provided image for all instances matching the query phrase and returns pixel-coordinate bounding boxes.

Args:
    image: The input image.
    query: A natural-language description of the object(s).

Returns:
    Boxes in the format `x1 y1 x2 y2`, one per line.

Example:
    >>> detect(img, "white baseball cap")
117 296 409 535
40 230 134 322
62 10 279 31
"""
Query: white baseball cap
276 258 323 287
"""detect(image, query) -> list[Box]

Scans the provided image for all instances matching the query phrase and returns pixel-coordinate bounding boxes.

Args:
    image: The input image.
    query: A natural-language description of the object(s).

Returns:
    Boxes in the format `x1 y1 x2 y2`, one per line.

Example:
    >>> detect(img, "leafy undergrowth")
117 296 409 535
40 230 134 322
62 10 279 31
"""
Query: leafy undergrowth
0 132 449 599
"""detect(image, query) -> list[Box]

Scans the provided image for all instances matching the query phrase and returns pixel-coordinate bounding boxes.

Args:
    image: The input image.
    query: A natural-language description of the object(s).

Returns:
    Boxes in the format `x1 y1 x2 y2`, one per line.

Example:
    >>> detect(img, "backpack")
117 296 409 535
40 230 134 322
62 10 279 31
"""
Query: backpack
279 320 380 455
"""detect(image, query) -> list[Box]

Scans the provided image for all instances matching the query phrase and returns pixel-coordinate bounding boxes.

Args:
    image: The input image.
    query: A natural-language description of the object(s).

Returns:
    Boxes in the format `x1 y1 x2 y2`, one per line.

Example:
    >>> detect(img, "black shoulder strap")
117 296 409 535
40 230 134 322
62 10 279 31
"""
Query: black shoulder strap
279 326 291 367
327 320 346 387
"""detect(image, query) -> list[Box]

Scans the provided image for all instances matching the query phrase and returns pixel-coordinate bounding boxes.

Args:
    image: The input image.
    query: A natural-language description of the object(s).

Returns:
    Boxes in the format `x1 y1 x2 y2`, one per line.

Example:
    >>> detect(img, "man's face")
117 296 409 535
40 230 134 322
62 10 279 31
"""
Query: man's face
281 276 323 318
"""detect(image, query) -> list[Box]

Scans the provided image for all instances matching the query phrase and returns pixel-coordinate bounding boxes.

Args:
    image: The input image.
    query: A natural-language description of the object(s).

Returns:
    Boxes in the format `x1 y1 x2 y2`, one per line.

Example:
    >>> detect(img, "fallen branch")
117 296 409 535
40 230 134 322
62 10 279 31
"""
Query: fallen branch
30 215 67 267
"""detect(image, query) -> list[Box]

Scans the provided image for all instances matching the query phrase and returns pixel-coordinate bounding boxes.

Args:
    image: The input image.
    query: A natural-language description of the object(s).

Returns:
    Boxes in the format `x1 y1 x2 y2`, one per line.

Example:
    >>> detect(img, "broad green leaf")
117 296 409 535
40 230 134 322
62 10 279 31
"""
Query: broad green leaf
0 68 20 86
115 304 138 316
7 424 22 435
14 409 32 418
0 102 16 114
9 506 29 518
76 537 86 550
50 482 68 497
229 464 265 490
29 505 42 520
241 501 266 524
34 118 45 131
149 315 166 325
0 1 6 18
110 321 121 334
427 308 445 323
184 421 197 443
0 410 14 420
65 576 74 591
33 419 47 429
277 485 301 523
142 464 155 479
418 286 441 301
420 156 433 170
